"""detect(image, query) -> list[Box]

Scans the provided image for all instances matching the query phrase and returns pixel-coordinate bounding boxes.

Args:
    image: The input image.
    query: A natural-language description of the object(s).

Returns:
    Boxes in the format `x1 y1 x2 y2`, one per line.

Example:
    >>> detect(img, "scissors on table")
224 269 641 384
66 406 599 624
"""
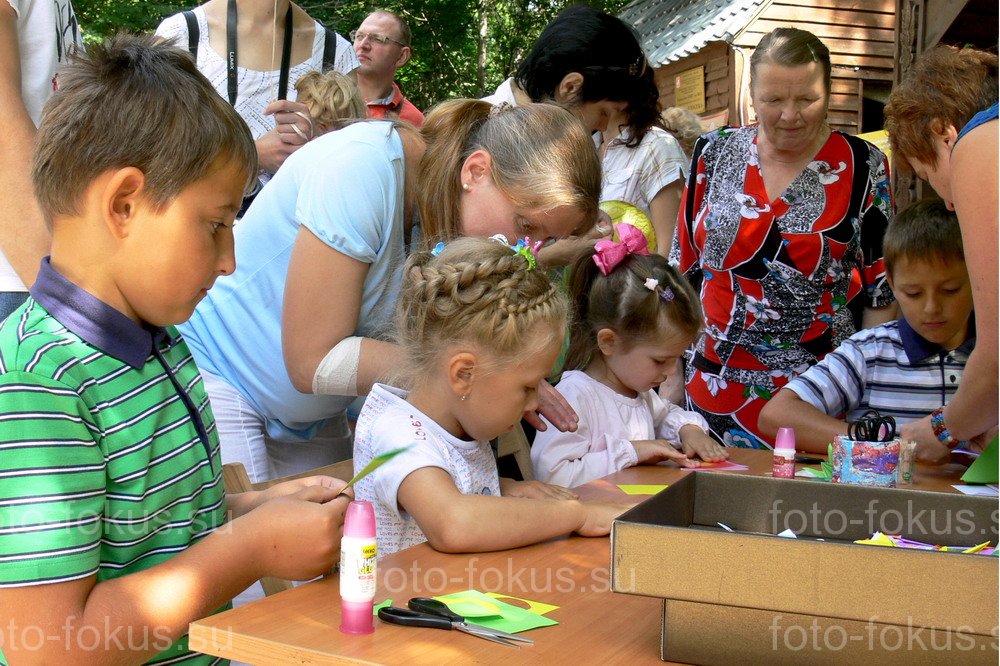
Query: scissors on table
848 409 897 442
377 597 534 648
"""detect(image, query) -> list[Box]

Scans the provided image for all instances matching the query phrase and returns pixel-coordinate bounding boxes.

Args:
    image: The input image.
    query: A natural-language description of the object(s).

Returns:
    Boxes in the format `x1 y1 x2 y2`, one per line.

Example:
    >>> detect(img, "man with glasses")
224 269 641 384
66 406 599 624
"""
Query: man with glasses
351 10 423 127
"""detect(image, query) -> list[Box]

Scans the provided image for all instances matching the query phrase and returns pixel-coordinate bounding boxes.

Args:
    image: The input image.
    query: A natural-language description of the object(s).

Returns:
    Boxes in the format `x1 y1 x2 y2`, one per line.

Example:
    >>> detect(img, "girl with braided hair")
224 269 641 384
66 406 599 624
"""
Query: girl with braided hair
532 227 728 488
352 237 632 557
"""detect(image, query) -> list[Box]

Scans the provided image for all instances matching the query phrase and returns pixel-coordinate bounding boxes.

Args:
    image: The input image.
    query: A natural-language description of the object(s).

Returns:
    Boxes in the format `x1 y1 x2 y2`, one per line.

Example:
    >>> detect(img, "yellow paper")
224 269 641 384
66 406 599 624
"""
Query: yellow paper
435 595 501 618
962 541 992 554
854 532 897 547
486 592 559 616
617 484 669 495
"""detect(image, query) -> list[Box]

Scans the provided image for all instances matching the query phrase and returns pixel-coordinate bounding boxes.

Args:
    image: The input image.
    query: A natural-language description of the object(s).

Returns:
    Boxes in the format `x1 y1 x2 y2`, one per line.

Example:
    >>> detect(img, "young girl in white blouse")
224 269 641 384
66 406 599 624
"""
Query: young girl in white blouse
532 225 728 487
352 237 631 558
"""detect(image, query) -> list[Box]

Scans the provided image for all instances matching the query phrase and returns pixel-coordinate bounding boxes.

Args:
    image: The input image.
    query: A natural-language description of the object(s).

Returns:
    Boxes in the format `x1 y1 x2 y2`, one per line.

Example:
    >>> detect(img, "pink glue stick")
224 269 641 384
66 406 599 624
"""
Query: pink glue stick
340 500 377 635
772 427 796 479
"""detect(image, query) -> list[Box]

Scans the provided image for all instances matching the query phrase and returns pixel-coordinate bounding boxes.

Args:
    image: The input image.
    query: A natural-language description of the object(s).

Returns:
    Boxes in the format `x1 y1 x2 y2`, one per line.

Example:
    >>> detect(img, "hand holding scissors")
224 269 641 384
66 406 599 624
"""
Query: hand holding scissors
377 597 533 648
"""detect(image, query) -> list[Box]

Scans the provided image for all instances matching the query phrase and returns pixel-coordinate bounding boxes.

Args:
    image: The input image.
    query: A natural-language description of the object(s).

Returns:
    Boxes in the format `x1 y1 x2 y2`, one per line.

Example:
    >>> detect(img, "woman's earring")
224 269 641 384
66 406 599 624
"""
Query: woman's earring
462 182 470 191
461 393 469 401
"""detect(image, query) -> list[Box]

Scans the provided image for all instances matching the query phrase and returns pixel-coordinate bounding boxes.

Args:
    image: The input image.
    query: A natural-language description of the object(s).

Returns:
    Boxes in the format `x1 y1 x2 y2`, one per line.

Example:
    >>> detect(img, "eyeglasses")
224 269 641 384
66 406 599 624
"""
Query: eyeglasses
350 30 407 47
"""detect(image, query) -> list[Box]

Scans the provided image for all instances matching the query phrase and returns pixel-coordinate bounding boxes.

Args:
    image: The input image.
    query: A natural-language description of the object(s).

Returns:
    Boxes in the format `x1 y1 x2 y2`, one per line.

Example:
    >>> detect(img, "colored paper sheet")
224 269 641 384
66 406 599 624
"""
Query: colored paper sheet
617 484 669 495
795 467 828 479
432 594 502 618
854 532 996 556
691 460 749 471
346 446 410 488
855 532 897 547
961 436 998 484
485 593 559 616
373 599 393 616
435 590 558 634
953 484 999 497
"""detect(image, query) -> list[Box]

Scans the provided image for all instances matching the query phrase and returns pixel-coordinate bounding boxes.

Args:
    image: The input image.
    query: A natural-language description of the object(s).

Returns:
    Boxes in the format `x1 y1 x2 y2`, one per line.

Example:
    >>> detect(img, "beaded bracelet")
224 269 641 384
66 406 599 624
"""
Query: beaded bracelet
930 407 961 449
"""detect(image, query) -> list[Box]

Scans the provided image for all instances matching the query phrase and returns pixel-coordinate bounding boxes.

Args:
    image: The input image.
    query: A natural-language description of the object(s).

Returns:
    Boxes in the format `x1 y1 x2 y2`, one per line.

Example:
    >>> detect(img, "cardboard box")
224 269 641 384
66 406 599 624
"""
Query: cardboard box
611 473 999 664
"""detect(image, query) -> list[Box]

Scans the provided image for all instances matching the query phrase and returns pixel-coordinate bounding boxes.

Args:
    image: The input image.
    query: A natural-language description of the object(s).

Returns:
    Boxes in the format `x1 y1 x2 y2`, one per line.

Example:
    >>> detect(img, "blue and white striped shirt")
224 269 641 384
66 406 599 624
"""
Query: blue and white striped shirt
783 317 974 425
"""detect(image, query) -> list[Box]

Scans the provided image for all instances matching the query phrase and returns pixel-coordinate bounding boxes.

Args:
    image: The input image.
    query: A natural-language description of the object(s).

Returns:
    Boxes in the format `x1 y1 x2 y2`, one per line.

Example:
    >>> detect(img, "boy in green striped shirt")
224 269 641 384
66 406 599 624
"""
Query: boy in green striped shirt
0 34 352 664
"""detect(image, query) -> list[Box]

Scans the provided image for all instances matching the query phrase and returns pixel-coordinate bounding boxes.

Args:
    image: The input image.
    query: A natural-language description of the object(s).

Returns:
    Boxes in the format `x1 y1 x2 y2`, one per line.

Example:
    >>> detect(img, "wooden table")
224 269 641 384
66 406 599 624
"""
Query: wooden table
189 449 974 665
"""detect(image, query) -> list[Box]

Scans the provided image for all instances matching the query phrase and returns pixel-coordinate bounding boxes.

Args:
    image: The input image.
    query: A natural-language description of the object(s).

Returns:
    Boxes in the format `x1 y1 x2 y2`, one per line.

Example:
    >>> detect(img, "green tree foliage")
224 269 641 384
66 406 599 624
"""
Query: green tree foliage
71 0 629 110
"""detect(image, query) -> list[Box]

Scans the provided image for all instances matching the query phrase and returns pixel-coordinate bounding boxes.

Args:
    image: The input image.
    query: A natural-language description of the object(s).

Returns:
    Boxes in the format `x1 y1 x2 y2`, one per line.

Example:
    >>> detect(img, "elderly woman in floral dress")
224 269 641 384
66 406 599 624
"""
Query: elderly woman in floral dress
672 28 896 449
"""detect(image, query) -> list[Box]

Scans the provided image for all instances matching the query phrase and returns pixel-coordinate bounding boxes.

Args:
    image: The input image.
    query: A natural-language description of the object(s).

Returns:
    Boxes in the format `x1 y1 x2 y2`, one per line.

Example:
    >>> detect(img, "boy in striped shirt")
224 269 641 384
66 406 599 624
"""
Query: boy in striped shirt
0 35 352 664
760 199 975 456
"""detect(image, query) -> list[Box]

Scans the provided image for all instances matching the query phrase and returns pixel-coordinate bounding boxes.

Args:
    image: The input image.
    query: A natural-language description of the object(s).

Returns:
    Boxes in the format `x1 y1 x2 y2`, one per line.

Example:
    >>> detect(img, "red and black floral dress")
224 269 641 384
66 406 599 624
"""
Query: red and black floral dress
672 126 894 449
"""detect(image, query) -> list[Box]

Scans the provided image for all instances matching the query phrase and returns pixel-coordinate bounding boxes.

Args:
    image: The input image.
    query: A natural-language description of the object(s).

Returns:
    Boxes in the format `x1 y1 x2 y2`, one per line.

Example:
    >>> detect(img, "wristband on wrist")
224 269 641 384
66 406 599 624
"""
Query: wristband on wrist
930 407 962 449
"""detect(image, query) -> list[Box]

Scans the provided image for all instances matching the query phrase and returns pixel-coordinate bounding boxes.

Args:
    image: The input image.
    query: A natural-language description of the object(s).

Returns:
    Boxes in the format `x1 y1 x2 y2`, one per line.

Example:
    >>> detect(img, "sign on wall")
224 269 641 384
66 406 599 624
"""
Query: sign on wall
674 66 705 113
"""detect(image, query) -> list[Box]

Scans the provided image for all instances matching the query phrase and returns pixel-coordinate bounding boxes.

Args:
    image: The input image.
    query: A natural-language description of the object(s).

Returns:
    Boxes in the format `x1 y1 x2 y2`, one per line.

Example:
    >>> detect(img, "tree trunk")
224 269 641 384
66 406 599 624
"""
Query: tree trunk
477 0 489 96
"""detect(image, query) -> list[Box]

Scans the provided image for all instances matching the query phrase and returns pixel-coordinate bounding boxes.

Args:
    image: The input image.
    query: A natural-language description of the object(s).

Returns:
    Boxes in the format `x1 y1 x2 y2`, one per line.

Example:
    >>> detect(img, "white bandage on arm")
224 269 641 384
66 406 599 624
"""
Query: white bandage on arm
312 336 364 396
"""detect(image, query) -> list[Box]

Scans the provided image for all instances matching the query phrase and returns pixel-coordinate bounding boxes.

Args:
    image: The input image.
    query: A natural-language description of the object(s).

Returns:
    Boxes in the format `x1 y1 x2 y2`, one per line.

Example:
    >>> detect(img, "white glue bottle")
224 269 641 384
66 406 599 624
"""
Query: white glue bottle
340 499 377 634
772 427 796 479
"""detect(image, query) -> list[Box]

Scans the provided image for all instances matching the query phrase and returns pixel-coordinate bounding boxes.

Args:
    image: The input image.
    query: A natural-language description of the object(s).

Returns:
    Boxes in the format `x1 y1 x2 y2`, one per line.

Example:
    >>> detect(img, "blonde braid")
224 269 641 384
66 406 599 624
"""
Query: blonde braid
395 238 569 384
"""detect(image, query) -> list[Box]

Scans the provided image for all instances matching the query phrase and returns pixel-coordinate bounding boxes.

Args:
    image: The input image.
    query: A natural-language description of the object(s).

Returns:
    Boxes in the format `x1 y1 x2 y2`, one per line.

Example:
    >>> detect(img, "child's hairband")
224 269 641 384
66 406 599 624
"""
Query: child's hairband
593 223 649 275
510 237 543 271
643 277 675 302
436 235 541 270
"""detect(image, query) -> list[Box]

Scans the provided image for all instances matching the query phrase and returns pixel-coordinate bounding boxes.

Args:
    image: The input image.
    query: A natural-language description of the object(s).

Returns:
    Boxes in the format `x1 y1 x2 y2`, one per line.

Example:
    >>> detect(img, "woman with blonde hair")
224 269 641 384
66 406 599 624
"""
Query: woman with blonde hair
178 101 601 482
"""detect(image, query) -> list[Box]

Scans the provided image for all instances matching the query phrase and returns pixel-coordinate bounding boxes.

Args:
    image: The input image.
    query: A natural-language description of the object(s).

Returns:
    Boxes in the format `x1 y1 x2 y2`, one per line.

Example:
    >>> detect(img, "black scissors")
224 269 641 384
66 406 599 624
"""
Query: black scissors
847 409 896 442
377 597 533 648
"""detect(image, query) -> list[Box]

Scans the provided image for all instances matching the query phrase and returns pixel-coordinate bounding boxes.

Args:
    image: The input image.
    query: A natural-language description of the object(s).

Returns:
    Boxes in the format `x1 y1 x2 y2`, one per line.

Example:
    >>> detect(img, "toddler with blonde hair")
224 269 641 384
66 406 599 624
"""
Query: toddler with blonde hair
353 236 631 557
295 70 366 134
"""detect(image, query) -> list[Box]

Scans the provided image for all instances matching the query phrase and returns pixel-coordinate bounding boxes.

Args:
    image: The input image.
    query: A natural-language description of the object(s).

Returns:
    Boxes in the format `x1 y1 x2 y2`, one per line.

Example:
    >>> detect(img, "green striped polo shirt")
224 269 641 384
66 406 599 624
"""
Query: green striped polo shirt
0 259 226 665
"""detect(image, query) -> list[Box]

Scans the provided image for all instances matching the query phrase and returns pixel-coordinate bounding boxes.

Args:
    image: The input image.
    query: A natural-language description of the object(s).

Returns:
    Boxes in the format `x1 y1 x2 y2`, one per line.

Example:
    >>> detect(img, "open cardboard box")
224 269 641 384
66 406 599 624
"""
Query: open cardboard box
611 473 999 664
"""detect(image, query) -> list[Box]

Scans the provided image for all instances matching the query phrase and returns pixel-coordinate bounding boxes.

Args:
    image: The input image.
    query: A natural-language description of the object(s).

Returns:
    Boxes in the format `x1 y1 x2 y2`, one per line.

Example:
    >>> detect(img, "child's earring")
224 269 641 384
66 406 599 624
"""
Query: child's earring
461 392 469 401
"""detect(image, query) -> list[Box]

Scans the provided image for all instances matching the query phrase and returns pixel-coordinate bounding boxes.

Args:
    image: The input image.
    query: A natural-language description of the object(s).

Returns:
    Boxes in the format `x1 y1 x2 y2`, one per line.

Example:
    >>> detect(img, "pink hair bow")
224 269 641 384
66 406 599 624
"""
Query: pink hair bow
592 223 649 275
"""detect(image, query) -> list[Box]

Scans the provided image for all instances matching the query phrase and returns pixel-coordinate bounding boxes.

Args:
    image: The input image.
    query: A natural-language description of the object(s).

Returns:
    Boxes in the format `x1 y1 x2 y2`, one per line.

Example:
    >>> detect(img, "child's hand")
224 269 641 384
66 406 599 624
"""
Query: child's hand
899 416 951 464
262 475 351 503
574 499 636 537
632 440 699 468
500 478 578 500
247 485 351 581
679 426 729 462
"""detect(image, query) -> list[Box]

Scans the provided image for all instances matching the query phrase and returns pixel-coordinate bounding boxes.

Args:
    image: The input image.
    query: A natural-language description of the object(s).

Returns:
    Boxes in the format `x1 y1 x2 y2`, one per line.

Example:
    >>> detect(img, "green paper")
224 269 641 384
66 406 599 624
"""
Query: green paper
346 446 410 488
373 599 392 616
617 484 669 495
962 435 999 484
434 590 558 633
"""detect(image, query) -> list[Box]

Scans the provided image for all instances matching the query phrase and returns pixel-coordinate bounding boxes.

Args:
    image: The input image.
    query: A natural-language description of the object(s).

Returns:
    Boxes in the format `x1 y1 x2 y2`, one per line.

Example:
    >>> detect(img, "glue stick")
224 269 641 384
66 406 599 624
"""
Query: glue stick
340 500 377 634
772 427 796 479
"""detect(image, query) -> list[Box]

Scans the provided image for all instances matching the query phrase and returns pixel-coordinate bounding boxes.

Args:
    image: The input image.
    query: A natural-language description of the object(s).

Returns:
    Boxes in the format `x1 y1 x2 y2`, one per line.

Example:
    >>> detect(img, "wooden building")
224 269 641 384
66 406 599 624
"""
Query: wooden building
620 0 899 135
893 0 997 201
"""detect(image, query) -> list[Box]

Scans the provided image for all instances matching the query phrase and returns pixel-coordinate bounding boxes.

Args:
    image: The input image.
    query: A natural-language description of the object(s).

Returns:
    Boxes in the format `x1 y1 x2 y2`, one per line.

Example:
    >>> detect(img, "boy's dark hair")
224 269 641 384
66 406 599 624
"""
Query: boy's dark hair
32 33 257 220
883 199 964 275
